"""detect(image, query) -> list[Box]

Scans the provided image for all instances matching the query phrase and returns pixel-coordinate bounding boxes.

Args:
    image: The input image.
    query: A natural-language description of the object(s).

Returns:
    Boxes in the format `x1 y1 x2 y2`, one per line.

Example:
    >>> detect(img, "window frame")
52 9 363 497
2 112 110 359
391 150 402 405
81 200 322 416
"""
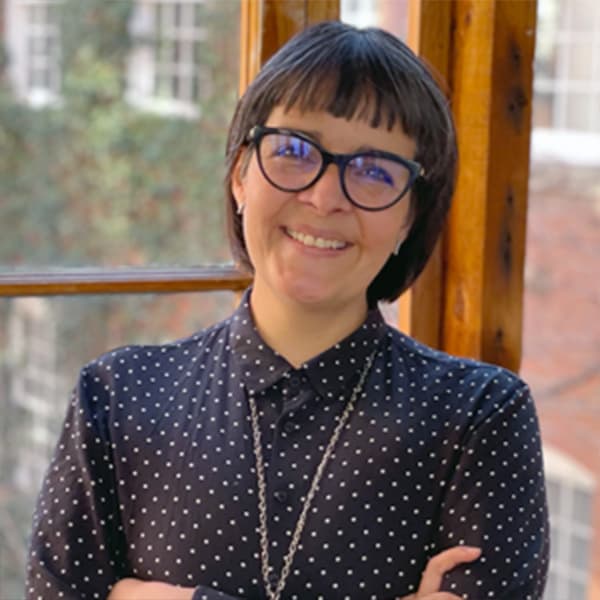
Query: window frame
126 0 213 118
4 0 62 107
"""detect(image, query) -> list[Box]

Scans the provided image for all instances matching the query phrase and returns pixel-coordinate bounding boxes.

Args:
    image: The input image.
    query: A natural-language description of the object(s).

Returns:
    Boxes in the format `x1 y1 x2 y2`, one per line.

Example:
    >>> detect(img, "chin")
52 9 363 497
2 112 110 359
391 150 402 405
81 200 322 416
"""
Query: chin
280 279 368 317
284 286 331 307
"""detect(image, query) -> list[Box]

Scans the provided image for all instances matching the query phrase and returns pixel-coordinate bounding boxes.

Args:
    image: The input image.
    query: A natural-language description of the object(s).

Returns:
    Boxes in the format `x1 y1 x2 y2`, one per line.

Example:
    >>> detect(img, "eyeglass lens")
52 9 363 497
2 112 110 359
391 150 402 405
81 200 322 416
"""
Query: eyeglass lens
257 132 412 209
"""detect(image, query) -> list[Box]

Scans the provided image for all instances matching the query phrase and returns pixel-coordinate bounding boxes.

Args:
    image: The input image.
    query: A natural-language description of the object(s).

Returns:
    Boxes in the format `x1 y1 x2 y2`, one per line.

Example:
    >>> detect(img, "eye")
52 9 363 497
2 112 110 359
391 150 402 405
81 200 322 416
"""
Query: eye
350 157 395 186
272 135 314 160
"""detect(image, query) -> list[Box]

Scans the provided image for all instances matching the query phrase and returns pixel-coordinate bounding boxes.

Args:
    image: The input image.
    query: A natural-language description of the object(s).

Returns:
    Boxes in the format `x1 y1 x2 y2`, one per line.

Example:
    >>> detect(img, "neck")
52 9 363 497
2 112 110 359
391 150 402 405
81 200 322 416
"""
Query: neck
249 284 369 368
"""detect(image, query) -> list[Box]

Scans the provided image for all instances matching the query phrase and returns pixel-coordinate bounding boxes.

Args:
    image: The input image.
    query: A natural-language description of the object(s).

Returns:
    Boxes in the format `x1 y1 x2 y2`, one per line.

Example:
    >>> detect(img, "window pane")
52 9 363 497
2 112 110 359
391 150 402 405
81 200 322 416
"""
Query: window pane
572 487 593 525
564 93 593 130
570 533 592 572
341 0 409 39
566 42 595 82
0 0 240 270
546 479 561 513
544 571 559 600
550 525 560 561
0 291 236 594
567 0 599 34
532 91 555 128
566 578 587 600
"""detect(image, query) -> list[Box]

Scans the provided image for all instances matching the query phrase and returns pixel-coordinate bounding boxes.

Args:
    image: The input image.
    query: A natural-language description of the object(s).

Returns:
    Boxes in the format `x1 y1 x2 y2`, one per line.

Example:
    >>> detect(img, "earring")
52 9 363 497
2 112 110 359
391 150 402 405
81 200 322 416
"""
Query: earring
237 203 245 215
392 239 402 256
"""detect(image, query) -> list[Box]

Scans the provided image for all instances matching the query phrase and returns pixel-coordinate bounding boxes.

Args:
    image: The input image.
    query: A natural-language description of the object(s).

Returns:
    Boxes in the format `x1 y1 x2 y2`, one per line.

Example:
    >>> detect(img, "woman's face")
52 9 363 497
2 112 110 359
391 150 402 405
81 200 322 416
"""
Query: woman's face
232 105 415 317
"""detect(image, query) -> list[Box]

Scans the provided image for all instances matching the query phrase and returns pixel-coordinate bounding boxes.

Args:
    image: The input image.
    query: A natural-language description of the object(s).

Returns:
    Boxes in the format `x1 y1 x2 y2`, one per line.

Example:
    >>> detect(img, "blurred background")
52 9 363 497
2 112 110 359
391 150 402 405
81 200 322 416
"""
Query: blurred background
0 1 598 598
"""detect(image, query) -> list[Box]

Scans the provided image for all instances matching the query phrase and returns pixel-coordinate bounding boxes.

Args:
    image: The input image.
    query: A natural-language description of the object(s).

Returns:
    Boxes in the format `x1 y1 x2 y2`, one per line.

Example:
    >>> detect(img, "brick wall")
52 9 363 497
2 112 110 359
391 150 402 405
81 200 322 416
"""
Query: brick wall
522 161 600 599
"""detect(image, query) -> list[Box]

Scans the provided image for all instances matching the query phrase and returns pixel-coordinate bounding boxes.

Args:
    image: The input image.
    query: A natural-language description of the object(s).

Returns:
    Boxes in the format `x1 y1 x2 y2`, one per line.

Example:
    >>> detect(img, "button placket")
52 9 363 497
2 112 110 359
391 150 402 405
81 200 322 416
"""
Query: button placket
283 420 296 434
273 489 288 503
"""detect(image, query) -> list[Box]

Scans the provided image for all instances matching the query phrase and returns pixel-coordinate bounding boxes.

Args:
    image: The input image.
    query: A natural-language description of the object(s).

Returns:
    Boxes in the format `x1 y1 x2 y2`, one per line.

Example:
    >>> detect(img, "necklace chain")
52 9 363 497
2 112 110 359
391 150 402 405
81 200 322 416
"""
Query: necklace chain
247 347 379 600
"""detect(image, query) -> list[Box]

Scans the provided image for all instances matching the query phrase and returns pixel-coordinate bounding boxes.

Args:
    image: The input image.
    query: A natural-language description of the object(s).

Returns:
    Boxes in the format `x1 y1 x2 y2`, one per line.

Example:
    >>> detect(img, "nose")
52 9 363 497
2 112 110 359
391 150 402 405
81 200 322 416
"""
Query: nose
296 163 351 215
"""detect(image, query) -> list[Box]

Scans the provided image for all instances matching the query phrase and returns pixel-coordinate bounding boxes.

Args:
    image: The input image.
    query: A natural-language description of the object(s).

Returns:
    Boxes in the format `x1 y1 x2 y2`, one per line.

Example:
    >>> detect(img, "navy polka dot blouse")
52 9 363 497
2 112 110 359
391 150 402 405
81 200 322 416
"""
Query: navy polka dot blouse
26 290 549 599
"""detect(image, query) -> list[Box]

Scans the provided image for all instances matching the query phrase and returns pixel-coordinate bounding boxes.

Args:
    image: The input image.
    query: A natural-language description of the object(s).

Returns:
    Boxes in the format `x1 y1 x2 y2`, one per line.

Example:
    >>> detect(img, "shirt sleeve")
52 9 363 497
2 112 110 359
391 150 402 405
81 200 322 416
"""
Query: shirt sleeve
434 381 550 600
191 586 244 600
25 366 127 600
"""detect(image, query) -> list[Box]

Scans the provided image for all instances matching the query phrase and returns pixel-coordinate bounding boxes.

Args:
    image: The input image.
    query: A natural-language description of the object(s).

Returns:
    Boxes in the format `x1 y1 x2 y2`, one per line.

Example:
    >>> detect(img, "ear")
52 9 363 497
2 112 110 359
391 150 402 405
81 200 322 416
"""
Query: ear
231 151 247 211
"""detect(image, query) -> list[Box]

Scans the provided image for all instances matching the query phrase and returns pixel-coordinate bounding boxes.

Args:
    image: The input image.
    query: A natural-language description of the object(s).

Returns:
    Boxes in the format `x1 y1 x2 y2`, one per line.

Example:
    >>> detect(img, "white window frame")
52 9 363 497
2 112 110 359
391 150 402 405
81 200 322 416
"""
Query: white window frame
126 0 210 118
8 298 65 493
543 445 596 600
4 0 62 107
534 0 600 133
4 0 212 118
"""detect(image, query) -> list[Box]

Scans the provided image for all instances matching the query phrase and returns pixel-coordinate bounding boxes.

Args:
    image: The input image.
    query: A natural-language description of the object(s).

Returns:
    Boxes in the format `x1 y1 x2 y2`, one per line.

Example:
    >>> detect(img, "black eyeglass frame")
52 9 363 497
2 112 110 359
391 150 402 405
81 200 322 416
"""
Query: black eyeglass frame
246 125 425 212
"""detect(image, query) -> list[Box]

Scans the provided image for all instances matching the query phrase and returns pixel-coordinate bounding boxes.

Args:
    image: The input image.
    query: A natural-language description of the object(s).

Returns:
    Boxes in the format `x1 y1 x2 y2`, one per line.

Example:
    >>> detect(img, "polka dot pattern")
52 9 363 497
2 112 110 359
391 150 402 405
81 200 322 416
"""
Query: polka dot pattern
26 290 549 599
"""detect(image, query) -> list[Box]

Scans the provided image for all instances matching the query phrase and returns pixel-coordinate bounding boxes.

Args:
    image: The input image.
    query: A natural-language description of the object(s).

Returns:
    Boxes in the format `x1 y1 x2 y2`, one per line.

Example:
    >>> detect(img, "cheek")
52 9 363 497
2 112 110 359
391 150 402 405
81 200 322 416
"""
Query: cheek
362 209 408 254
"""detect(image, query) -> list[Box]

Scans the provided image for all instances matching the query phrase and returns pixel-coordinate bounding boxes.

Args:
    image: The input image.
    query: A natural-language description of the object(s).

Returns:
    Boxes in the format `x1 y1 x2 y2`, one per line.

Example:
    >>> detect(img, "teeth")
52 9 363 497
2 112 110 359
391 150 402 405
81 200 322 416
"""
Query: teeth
287 228 346 250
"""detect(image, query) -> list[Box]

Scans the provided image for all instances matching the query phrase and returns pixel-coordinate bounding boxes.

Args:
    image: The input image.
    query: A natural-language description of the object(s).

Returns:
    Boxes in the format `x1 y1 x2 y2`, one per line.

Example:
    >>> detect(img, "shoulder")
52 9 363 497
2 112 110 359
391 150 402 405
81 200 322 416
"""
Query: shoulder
75 315 233 402
92 315 229 369
383 324 532 421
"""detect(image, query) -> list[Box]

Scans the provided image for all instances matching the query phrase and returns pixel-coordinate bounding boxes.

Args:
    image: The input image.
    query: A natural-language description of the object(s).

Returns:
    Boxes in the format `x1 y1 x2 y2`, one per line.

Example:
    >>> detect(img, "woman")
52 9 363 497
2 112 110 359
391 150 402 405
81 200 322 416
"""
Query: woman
26 21 549 600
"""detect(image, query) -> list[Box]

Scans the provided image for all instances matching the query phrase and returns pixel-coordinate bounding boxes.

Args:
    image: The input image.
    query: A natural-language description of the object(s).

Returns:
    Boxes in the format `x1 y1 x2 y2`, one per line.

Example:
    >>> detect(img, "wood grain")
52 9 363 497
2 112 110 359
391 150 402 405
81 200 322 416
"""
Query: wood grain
403 0 536 373
0 267 251 297
401 0 453 347
443 0 536 371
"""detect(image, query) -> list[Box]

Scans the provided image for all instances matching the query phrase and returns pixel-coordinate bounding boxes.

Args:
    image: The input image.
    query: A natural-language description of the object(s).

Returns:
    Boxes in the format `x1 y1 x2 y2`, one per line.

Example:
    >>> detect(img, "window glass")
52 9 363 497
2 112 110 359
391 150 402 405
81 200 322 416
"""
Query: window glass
570 533 592 571
525 0 600 598
572 487 593 525
532 0 600 132
0 291 235 595
341 0 408 38
566 579 587 600
1 0 240 271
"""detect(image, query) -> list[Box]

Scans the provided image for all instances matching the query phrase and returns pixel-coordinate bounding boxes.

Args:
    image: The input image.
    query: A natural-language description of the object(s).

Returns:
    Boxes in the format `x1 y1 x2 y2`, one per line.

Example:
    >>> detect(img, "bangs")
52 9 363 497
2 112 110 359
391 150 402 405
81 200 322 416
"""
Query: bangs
258 29 427 138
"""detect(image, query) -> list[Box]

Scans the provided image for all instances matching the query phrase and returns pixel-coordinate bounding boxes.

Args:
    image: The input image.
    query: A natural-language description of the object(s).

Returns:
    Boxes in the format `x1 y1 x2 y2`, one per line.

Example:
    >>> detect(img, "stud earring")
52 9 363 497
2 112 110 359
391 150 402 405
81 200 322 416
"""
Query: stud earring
237 203 245 215
392 239 403 256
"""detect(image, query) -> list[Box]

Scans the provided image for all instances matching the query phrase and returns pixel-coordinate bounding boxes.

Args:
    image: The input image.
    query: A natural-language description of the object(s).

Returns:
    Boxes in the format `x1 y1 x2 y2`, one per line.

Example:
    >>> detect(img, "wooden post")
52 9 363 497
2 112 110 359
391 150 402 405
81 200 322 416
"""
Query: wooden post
407 0 536 372
239 0 339 93
400 0 454 349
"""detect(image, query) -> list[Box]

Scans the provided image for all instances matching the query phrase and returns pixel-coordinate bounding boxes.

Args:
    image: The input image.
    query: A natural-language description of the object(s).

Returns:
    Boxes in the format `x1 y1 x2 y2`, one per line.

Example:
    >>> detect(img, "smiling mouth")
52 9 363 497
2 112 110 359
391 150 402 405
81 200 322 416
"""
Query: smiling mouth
285 227 348 250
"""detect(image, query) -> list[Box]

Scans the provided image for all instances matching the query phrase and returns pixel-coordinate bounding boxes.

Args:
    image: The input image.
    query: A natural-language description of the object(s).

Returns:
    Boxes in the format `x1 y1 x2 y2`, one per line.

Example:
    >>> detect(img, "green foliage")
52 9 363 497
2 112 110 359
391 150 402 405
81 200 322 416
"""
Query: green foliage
0 0 239 269
0 4 241 594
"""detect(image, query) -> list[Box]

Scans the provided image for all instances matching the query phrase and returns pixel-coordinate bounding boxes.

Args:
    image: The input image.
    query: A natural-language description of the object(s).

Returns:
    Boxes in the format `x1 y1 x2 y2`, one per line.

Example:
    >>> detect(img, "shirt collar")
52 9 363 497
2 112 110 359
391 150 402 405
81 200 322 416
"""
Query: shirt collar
229 288 387 399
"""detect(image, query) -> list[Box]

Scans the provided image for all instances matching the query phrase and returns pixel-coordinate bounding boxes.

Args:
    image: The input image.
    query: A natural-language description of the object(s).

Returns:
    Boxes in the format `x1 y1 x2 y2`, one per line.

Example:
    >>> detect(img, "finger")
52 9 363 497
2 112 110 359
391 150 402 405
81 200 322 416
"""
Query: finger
417 546 481 596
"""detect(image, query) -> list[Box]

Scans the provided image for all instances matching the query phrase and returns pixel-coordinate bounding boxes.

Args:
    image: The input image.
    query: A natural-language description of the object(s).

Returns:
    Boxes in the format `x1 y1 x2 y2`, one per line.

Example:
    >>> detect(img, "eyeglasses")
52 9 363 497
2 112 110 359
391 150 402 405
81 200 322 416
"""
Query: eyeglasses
246 125 424 211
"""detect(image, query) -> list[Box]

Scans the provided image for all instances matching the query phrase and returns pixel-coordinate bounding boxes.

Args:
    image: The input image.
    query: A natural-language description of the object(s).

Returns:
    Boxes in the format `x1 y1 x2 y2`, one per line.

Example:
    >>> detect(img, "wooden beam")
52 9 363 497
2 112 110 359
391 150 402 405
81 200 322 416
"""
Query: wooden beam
0 267 252 297
444 0 536 372
240 0 339 92
402 0 453 348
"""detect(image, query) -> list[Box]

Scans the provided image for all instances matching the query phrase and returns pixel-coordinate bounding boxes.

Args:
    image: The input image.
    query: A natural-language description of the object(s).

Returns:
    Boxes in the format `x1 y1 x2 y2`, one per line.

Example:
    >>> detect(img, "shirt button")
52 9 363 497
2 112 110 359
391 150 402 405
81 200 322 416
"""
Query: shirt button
273 490 288 503
283 421 296 434
289 376 301 388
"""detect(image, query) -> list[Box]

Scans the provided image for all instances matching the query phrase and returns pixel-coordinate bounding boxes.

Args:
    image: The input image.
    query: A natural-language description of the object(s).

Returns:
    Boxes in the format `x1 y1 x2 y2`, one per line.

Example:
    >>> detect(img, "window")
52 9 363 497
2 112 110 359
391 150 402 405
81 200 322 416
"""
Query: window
340 0 381 28
4 0 216 117
533 0 600 133
543 446 596 600
0 0 241 594
4 0 62 106
127 0 212 117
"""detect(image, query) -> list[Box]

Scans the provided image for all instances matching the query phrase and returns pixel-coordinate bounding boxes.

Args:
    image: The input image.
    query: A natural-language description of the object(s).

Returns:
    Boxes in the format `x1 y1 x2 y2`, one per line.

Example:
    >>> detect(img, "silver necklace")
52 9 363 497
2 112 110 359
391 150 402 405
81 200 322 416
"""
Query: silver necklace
247 347 379 600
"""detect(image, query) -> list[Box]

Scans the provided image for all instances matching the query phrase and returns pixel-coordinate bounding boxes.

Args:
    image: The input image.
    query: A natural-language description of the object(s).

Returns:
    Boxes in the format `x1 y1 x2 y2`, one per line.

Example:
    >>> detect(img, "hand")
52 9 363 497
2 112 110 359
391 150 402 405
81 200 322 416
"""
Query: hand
107 578 195 600
397 546 482 600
